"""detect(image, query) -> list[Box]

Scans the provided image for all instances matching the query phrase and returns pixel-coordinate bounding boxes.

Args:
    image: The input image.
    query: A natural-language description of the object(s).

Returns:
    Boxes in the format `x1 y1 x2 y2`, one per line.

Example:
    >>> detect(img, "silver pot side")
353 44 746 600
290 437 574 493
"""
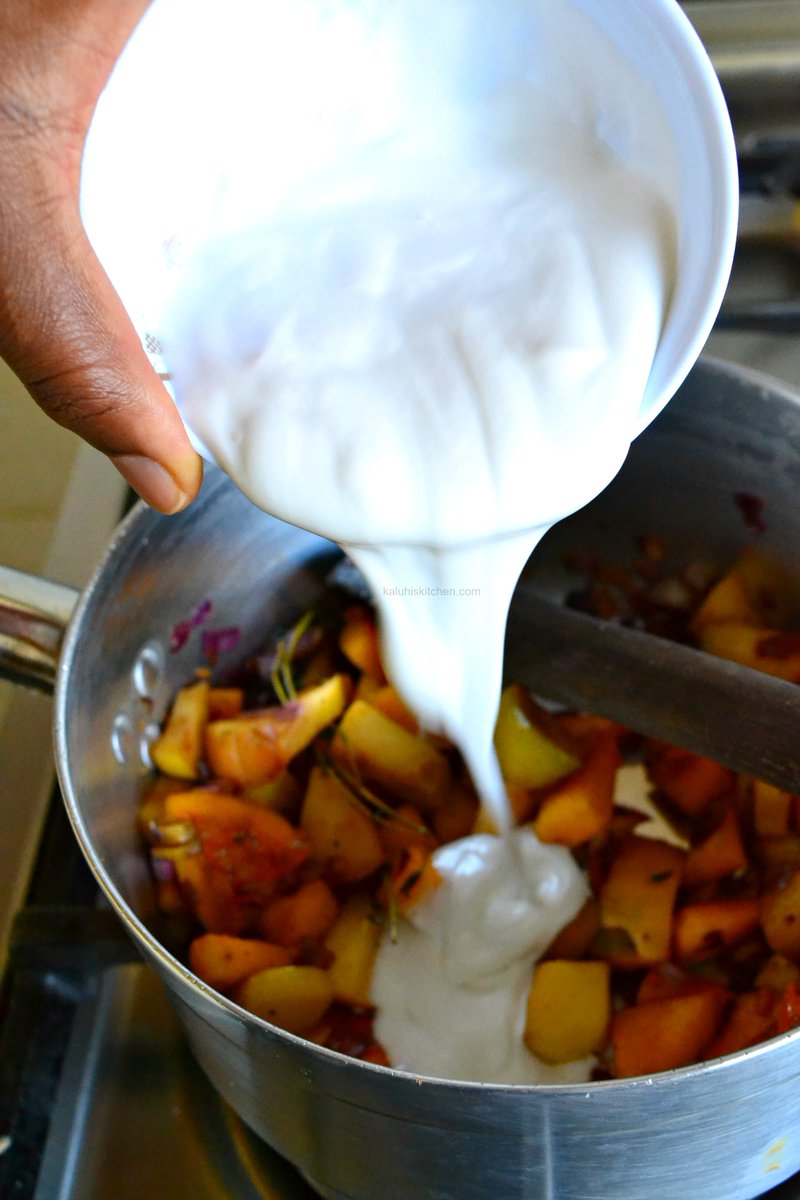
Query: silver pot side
52 357 800 1200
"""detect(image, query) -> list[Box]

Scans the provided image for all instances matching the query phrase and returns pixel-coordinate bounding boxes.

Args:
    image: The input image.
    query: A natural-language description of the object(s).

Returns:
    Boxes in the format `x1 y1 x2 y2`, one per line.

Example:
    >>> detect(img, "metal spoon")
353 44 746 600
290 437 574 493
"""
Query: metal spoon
505 581 800 794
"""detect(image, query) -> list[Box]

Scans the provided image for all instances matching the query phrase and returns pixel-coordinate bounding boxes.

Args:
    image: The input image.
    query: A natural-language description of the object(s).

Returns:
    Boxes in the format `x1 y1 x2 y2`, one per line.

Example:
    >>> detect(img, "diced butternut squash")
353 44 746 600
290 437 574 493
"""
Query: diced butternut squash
703 988 779 1059
697 623 800 683
636 964 728 1006
155 877 189 917
242 769 302 813
733 546 795 625
207 687 244 719
172 850 235 933
325 906 383 1008
150 679 210 779
236 965 333 1033
682 806 747 887
261 880 339 947
556 713 626 747
431 784 480 844
755 953 800 992
533 734 619 847
164 790 311 931
300 766 386 883
544 898 602 961
756 836 800 869
752 780 793 838
368 685 418 733
761 870 800 961
599 837 685 967
674 898 761 962
205 674 350 787
777 979 800 1033
189 933 294 991
388 845 442 916
646 744 734 816
691 569 760 632
493 685 581 790
378 805 435 858
524 960 610 1064
692 548 793 633
339 607 386 681
330 699 450 809
611 989 727 1077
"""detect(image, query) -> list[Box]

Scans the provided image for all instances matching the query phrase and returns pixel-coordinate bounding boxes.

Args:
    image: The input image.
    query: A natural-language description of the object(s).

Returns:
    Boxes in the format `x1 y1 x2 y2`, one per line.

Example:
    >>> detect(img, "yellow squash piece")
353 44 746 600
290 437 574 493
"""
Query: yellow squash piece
697 623 800 683
324 905 383 1008
301 765 386 883
236 965 333 1033
525 960 610 1064
150 679 210 780
330 699 451 810
494 685 580 790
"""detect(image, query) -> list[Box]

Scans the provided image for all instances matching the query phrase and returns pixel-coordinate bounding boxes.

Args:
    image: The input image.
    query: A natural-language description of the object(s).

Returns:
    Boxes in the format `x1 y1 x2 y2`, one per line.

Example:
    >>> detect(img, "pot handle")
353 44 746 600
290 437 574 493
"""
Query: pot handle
0 565 80 692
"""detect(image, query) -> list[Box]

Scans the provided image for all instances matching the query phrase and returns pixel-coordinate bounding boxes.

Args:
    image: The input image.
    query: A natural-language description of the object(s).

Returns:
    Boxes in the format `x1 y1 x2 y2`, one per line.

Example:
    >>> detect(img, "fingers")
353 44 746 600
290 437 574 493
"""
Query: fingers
0 0 203 513
0 189 203 512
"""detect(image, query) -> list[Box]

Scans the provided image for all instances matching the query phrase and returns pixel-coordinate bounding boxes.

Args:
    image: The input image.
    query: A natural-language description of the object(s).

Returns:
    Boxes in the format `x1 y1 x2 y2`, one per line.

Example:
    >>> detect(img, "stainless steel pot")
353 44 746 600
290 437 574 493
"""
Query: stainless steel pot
3 357 800 1200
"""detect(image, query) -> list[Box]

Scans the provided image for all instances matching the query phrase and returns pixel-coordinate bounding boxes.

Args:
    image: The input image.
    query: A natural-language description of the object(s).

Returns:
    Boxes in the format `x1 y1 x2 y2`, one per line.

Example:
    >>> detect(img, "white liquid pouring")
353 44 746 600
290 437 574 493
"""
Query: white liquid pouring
162 2 677 1084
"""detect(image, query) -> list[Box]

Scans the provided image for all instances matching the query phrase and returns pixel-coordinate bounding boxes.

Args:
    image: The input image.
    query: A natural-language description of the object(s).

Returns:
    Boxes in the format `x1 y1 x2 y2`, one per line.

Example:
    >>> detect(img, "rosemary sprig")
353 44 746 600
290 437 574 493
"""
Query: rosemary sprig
271 610 315 705
319 752 428 837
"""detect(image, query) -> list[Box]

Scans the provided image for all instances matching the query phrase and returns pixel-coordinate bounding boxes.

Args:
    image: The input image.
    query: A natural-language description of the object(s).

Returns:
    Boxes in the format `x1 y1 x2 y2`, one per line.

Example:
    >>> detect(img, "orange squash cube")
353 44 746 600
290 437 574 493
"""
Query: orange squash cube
599 837 685 967
544 899 602 961
646 744 734 816
367 685 419 733
611 989 727 1077
261 880 339 947
761 870 800 961
207 687 244 720
533 734 620 847
674 898 761 962
752 780 793 838
205 674 349 786
703 988 779 1059
339 607 386 681
682 806 747 887
164 790 311 932
189 933 294 991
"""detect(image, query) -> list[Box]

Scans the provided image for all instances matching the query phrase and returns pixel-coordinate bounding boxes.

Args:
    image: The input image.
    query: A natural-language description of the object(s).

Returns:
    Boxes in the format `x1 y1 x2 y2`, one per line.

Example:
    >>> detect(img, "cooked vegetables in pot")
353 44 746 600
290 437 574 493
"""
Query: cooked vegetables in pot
139 548 800 1079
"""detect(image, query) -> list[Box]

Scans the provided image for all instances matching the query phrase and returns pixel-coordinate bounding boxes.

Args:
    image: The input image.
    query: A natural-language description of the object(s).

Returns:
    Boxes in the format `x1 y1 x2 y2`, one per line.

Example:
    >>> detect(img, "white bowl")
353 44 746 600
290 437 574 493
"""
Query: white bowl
571 0 738 433
80 0 737 438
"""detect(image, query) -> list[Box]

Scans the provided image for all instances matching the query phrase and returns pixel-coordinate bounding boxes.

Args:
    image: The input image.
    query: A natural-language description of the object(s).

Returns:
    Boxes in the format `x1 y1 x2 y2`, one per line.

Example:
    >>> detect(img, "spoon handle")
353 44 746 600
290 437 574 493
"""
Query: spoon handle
506 586 800 793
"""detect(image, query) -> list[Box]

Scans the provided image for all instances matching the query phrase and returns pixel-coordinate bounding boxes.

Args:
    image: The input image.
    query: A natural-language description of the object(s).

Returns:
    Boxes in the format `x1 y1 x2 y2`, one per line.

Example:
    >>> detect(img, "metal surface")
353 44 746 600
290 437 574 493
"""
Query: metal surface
22 358 800 1200
0 567 78 691
34 966 318 1200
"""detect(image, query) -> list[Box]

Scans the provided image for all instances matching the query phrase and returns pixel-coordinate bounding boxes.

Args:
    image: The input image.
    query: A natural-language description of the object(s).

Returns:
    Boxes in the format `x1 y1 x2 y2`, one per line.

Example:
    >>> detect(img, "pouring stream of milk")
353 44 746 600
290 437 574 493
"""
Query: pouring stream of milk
161 2 677 1084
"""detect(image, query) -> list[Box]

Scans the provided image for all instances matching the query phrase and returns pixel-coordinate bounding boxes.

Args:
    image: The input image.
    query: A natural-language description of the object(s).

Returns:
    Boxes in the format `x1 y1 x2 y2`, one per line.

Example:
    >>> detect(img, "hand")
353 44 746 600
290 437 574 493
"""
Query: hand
0 0 202 513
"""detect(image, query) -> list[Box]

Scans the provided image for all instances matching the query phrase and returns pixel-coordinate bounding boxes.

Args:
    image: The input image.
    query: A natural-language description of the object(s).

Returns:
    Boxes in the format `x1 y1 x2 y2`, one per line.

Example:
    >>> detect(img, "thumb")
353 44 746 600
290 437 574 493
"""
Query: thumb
1 194 203 514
